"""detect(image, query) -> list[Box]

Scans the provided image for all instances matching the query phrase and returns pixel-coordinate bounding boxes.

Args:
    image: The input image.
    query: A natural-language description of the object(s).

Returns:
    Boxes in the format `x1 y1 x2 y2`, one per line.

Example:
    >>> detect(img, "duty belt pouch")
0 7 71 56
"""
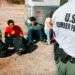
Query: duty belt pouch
54 42 71 63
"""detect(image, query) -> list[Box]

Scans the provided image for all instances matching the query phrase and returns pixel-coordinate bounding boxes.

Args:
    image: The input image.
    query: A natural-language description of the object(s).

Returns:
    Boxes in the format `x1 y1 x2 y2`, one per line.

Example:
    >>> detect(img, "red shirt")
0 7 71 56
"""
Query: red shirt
5 25 23 37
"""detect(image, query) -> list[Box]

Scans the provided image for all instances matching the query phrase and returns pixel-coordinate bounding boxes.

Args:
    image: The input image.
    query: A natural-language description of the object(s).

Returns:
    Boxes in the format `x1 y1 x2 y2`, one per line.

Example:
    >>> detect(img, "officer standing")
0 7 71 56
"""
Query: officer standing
52 0 75 75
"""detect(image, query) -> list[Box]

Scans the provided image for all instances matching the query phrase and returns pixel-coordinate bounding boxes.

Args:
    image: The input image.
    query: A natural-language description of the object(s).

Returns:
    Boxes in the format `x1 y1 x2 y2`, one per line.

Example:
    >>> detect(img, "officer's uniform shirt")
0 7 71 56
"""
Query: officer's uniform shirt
52 0 75 58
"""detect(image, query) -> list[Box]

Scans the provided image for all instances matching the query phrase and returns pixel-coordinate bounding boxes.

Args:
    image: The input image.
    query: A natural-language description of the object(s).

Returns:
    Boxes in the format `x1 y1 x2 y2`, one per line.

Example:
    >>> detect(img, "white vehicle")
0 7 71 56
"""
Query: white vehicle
26 0 60 24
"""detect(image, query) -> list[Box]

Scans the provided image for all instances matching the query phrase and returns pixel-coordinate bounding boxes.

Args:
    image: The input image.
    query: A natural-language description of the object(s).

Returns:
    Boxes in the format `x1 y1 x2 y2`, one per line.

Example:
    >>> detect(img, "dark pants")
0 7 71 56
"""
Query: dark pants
27 28 44 43
5 37 26 51
0 40 8 57
13 37 25 50
5 37 13 47
50 29 54 40
54 42 75 75
54 42 71 64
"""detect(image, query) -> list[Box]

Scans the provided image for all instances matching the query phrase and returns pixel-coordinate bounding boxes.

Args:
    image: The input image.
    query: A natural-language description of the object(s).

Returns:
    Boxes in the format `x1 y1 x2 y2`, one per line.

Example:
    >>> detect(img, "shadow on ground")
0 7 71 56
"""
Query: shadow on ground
0 44 38 58
16 44 38 56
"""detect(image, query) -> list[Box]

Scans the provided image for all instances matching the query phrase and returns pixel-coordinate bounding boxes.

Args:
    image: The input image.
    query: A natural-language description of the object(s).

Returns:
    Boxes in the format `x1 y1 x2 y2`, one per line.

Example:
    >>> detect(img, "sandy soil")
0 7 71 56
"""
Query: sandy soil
0 42 57 75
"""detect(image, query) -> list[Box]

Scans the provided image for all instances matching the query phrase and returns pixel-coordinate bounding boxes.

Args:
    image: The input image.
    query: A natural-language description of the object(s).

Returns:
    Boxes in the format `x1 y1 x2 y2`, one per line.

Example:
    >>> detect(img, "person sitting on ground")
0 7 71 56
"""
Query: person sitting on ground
4 19 27 55
27 17 44 43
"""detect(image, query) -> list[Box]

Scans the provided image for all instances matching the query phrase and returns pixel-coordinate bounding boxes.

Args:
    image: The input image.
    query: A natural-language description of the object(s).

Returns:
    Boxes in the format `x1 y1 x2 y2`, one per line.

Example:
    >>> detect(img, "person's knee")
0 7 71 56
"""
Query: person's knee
5 37 13 43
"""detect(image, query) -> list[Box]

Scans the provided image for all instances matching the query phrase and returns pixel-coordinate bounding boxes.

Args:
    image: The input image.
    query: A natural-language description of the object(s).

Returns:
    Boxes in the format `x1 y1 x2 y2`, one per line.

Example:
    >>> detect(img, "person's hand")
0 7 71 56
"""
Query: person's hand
11 31 15 35
7 34 10 37
24 32 28 35
20 34 23 37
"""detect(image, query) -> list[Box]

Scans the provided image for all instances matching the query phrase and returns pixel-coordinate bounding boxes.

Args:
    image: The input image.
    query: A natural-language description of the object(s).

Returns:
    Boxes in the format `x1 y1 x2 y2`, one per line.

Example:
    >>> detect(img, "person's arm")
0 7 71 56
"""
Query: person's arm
47 18 53 29
16 26 23 37
4 27 10 37
26 23 33 30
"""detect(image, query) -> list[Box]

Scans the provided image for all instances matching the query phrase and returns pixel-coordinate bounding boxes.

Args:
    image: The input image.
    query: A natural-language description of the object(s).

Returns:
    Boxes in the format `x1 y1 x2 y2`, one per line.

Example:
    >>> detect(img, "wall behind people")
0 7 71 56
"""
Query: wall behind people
60 0 68 5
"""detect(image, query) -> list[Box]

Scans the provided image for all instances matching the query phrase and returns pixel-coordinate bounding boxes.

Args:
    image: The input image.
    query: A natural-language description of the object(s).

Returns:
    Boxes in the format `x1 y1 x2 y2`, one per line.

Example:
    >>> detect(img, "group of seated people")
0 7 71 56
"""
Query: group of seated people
26 16 54 44
0 16 54 56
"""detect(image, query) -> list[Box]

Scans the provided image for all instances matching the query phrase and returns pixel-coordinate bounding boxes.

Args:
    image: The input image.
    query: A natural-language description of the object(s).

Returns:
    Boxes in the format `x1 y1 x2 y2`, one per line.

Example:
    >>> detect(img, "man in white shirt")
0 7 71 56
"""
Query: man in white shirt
44 17 53 44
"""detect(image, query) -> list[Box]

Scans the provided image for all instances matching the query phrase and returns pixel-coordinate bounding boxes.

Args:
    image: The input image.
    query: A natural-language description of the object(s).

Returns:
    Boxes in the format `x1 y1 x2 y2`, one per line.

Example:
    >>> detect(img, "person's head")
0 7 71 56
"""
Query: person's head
29 17 36 25
7 19 14 28
45 17 53 26
45 18 50 24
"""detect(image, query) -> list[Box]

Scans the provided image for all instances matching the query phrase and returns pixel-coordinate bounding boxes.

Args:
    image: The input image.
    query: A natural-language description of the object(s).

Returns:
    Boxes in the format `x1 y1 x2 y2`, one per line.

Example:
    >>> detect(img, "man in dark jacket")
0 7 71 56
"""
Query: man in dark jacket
27 17 45 43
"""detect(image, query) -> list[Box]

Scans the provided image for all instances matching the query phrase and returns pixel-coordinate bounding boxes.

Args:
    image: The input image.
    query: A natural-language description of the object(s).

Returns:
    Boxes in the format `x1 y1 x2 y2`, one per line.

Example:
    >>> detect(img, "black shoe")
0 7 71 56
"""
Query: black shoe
16 48 25 55
50 39 56 44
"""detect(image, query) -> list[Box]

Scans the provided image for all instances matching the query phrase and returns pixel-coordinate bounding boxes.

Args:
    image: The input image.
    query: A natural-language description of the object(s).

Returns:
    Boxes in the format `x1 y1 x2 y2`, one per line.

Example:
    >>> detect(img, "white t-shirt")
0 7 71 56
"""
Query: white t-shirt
53 0 75 57
44 18 53 30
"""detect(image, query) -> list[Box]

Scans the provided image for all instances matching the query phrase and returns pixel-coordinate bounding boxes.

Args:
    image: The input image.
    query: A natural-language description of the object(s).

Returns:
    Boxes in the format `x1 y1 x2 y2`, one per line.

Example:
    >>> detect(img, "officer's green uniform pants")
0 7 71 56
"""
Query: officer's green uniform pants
57 61 75 75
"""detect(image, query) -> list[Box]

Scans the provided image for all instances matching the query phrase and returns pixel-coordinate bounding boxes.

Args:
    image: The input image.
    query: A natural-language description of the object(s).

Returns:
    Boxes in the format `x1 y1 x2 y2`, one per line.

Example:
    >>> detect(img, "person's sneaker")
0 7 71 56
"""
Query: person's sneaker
17 51 22 56
16 48 24 56
8 47 14 50
45 42 50 45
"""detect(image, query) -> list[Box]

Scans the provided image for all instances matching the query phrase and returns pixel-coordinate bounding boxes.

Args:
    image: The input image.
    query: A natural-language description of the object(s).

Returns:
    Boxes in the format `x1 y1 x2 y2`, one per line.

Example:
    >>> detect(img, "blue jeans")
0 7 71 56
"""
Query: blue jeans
44 29 53 44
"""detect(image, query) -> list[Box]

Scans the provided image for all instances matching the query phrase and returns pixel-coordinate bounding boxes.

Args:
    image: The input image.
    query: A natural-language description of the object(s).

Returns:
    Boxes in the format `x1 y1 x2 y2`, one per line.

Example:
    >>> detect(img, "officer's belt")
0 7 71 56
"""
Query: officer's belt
59 48 75 63
54 42 75 63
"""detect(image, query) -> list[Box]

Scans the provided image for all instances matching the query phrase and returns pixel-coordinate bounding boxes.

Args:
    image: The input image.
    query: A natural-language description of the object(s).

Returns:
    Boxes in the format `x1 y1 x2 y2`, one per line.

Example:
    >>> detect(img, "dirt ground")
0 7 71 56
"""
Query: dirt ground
0 42 57 75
